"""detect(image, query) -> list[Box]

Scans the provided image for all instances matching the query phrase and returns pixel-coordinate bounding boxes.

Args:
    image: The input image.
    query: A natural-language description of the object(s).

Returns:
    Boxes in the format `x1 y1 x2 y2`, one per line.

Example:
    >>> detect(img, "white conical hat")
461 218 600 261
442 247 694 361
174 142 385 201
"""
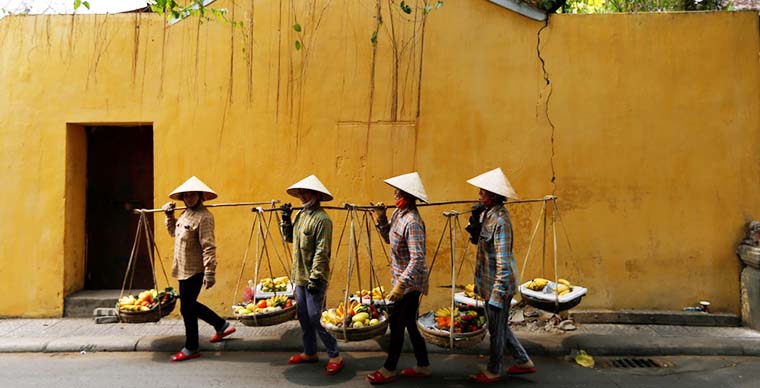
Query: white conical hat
286 175 334 202
384 172 430 203
169 176 218 201
466 168 519 200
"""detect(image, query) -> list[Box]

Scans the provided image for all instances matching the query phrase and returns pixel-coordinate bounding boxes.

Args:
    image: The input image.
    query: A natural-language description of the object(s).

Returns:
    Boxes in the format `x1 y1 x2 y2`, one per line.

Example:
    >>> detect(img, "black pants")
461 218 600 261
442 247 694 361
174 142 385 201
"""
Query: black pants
384 291 429 371
179 273 225 351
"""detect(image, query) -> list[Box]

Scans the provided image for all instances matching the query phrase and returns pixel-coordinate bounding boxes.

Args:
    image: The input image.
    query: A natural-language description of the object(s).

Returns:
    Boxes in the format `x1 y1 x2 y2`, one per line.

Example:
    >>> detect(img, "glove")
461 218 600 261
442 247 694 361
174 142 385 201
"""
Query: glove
280 203 293 224
162 202 176 216
371 202 388 226
203 271 216 289
388 283 405 302
465 203 486 244
306 278 322 294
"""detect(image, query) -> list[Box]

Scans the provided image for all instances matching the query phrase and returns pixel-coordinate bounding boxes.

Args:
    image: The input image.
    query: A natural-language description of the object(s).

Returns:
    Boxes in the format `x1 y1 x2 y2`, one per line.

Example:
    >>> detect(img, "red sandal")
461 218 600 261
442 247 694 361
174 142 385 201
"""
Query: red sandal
468 371 501 384
366 370 397 384
288 354 319 364
210 326 236 343
169 351 200 362
325 360 345 375
400 368 432 378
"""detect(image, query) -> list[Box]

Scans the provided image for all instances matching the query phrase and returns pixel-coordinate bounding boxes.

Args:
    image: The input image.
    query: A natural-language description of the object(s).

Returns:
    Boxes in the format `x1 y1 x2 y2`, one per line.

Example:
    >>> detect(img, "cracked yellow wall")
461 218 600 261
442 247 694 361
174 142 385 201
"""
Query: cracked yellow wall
0 2 757 316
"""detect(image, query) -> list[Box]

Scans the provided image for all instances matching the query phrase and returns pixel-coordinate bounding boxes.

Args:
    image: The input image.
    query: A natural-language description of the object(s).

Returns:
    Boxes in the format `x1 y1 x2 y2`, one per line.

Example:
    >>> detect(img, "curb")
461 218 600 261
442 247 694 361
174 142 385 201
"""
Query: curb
2 333 760 357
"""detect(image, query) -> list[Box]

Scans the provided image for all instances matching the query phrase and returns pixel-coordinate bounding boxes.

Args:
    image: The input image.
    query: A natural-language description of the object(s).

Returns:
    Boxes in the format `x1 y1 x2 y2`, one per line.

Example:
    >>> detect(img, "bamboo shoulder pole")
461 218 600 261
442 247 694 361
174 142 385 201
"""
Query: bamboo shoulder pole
134 200 280 214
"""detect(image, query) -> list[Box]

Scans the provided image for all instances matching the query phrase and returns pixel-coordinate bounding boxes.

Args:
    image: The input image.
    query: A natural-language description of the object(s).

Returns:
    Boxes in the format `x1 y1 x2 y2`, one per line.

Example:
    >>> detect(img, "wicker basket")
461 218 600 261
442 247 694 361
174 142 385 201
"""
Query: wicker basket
417 311 486 350
237 303 297 327
323 312 389 342
118 307 161 323
521 293 583 314
159 297 177 318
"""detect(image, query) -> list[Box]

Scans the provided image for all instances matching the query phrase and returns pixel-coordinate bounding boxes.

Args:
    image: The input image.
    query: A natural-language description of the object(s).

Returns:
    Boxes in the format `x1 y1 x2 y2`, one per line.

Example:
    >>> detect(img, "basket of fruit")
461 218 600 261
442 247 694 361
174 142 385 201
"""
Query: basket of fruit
255 276 294 299
157 288 178 318
519 278 588 313
349 286 394 309
417 307 487 349
117 288 173 323
455 284 518 309
233 295 297 327
454 284 485 309
321 300 389 342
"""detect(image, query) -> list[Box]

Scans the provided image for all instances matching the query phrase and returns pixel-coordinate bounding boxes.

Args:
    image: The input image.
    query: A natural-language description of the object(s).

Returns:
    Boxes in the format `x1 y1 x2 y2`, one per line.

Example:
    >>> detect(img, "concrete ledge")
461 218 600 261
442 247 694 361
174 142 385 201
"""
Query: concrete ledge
570 310 740 326
45 336 141 352
0 338 50 352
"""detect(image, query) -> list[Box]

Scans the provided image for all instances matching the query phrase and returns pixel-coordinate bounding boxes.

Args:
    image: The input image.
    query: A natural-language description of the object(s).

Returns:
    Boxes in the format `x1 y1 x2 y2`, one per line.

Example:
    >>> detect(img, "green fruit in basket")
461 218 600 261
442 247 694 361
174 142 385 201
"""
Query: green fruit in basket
352 321 364 328
369 318 379 326
352 312 370 322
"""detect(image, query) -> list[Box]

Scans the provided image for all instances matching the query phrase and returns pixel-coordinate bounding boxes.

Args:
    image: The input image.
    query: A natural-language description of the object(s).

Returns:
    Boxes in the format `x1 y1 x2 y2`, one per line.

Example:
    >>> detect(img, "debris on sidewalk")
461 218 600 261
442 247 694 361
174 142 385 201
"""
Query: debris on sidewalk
93 307 119 324
575 349 594 368
510 303 578 334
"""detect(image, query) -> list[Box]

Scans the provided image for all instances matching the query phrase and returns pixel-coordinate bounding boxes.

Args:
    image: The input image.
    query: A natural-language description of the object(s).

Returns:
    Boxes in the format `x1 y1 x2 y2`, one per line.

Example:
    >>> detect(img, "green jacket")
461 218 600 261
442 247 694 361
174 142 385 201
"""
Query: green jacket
282 206 333 286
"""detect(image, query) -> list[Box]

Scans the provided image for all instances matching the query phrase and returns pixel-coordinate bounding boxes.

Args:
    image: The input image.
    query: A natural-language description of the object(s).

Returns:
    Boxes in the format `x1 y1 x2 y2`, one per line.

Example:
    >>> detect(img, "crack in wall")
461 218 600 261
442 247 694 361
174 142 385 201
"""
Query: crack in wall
537 17 556 195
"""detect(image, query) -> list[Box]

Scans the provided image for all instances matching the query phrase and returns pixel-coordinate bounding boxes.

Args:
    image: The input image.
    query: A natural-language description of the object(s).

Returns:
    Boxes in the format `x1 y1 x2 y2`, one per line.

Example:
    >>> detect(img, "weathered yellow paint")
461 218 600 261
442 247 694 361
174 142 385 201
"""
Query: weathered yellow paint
0 2 757 317
64 124 87 297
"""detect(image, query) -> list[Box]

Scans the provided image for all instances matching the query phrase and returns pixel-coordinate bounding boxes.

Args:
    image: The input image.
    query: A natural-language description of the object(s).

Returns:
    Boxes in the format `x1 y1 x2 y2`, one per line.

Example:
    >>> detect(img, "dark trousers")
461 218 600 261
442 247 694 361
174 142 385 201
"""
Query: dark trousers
294 283 339 358
384 291 429 371
485 296 530 374
179 273 225 351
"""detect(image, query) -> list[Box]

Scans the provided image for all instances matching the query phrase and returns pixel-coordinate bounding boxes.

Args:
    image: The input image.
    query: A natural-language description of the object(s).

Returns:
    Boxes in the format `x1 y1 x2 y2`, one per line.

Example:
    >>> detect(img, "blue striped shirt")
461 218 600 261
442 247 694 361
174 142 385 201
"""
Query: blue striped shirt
475 205 516 308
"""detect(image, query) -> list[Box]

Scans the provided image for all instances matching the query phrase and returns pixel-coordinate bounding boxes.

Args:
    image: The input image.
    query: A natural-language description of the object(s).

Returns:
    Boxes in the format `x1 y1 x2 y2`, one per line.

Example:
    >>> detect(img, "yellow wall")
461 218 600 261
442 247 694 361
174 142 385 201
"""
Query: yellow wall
0 2 757 317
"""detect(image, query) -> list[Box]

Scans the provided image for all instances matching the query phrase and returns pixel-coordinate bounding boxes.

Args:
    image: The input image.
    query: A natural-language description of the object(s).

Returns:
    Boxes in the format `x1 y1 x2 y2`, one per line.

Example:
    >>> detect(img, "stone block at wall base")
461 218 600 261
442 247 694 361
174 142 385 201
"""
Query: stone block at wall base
741 266 760 330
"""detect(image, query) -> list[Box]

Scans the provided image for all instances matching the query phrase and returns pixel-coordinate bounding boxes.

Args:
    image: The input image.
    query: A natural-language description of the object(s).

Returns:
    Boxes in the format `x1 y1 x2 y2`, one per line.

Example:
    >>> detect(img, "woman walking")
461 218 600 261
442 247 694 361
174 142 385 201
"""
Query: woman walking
367 172 432 384
162 176 235 362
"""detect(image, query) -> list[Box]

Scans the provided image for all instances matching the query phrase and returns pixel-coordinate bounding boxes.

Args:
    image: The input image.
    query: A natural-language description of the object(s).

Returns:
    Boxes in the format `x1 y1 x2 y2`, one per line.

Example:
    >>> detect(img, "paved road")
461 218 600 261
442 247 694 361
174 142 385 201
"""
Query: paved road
1 352 758 387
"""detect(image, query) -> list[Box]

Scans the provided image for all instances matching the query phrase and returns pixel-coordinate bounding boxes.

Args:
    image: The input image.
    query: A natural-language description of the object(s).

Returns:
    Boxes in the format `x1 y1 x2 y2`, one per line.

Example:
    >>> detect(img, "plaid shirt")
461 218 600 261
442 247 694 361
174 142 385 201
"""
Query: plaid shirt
165 206 216 280
475 204 516 308
282 206 332 286
377 207 429 295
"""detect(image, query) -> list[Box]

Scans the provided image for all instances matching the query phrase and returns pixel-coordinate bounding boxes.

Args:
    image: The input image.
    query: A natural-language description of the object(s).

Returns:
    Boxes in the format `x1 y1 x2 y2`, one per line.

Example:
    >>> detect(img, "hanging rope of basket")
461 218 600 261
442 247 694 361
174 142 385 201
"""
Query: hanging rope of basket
321 208 390 342
117 212 177 323
417 211 488 350
517 196 587 314
232 203 297 327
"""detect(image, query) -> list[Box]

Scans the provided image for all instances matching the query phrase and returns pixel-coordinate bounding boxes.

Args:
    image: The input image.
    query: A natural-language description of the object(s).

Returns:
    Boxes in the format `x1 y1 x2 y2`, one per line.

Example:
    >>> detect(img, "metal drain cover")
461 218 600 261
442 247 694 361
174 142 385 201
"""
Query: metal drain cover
597 358 673 369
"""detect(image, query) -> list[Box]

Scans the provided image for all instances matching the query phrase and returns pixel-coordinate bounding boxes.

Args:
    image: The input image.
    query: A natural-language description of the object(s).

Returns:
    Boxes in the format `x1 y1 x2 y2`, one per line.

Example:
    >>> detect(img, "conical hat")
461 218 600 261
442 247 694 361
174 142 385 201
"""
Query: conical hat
466 168 519 200
169 176 218 201
384 172 430 203
286 175 334 202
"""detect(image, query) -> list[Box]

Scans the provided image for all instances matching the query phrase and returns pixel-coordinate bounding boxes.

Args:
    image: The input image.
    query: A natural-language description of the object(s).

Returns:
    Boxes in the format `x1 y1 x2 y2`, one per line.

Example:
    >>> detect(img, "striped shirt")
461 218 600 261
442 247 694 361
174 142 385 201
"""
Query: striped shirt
475 204 517 308
377 207 429 295
282 206 332 286
165 206 216 280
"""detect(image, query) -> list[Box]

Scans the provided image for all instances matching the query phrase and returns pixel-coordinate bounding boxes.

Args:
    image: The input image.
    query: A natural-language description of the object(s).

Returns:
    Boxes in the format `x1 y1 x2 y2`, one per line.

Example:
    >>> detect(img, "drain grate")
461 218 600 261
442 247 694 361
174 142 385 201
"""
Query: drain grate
599 358 671 369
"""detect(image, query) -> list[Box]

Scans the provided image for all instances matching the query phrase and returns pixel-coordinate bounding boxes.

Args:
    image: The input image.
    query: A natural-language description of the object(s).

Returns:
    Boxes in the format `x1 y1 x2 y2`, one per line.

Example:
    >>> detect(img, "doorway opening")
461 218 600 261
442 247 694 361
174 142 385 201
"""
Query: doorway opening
84 125 154 290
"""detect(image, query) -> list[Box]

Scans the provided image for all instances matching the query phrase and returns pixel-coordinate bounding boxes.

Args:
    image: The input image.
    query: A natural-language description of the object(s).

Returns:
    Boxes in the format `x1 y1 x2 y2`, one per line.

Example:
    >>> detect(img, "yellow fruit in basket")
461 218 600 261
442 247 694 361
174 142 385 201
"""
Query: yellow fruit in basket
556 284 571 294
353 321 364 328
558 279 572 287
369 318 379 326
352 312 370 322
529 278 549 291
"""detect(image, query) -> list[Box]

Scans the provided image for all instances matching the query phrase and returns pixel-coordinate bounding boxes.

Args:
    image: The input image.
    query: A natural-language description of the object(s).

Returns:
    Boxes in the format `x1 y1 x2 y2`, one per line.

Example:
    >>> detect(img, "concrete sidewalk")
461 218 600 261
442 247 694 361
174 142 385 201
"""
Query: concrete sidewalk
2 318 760 356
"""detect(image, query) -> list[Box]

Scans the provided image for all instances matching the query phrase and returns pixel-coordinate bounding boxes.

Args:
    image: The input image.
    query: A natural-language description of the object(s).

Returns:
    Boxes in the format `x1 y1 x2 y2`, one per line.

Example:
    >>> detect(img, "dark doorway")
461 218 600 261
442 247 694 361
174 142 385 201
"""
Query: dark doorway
85 125 153 290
